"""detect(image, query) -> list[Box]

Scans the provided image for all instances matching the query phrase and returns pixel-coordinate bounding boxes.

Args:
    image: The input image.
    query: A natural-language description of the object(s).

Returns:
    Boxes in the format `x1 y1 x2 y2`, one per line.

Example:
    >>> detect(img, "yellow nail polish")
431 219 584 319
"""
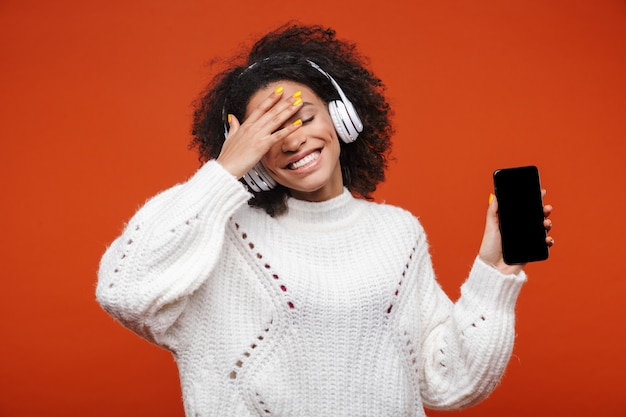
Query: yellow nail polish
488 193 494 204
293 98 302 106
274 86 284 94
293 119 302 126
227 114 232 124
292 90 302 98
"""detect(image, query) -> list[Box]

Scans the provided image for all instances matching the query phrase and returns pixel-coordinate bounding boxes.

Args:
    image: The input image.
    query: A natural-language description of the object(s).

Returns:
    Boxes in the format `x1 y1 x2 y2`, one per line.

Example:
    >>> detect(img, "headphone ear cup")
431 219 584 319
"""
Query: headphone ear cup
242 162 277 192
342 99 364 133
329 101 354 143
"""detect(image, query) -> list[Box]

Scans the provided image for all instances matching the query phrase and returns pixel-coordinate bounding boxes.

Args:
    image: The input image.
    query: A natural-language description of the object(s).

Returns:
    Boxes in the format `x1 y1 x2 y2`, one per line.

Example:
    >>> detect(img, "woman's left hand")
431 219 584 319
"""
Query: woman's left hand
478 190 554 275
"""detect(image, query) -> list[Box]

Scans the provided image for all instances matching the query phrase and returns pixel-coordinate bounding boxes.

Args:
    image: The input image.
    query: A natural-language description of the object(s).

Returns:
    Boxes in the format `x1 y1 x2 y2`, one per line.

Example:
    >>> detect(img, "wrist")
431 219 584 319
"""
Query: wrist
216 156 245 180
479 256 524 276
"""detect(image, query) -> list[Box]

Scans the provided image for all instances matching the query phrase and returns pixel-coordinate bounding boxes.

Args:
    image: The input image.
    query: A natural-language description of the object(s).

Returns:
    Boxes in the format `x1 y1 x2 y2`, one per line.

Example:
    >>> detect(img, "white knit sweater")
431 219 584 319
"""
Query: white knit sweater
97 160 527 417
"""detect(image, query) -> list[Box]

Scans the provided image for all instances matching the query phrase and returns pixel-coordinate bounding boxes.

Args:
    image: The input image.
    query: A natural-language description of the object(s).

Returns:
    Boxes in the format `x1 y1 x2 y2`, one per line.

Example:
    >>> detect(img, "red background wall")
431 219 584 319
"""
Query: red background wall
1 1 625 416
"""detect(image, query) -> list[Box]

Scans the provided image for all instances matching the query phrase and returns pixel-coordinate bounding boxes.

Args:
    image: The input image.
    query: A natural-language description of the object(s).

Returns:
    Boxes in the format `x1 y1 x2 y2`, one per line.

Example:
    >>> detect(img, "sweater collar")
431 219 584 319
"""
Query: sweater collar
277 188 362 232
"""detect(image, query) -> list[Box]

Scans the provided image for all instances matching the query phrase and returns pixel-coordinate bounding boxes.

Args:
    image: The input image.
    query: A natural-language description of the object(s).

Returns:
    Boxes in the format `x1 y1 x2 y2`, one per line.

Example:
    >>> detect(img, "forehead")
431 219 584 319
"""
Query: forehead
245 80 324 117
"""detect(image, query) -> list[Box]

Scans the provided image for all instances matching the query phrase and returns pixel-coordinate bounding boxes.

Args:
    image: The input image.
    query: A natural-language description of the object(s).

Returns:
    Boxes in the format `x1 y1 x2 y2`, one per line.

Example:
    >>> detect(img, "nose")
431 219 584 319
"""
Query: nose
281 131 307 153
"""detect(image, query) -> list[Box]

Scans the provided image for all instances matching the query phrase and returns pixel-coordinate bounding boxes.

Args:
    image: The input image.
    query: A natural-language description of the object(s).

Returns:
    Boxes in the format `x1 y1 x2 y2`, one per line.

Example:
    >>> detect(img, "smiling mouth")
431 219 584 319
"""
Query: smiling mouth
288 151 320 170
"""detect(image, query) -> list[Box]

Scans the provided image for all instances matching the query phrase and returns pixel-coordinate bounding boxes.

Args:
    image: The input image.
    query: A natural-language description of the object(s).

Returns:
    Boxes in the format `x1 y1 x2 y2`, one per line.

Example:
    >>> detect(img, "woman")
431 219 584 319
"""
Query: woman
97 23 554 416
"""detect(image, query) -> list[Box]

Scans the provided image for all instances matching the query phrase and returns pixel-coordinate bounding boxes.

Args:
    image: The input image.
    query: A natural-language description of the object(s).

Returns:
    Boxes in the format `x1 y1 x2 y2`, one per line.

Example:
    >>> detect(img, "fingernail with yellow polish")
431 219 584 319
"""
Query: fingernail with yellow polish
293 98 302 106
292 90 302 98
488 193 494 204
227 114 232 124
274 86 284 94
293 119 302 126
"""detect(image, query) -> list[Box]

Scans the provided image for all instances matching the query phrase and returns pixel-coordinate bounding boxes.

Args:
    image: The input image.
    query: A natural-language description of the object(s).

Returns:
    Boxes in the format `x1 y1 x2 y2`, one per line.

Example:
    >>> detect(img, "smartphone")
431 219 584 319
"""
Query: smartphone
493 165 549 264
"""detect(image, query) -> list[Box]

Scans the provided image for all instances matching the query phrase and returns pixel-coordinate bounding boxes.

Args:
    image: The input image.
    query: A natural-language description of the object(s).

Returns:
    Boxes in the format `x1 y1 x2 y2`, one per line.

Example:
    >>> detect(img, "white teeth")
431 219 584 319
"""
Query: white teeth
289 151 320 170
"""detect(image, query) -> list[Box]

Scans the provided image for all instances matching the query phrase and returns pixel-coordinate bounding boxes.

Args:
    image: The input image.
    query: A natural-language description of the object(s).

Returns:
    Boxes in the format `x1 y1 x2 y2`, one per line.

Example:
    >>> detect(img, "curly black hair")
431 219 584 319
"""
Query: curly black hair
190 22 394 216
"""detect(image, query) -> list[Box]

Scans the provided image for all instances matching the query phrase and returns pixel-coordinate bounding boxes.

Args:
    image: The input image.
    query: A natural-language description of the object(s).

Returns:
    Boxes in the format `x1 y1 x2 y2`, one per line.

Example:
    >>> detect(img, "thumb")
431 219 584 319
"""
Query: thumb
478 193 502 265
225 114 241 138
487 193 499 223
484 193 501 238
481 193 525 274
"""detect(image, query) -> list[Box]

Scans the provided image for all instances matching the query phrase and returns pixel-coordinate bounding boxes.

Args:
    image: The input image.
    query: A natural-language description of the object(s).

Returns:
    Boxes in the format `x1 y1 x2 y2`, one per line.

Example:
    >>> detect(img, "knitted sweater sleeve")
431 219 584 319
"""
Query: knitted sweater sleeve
96 161 250 348
410 222 527 410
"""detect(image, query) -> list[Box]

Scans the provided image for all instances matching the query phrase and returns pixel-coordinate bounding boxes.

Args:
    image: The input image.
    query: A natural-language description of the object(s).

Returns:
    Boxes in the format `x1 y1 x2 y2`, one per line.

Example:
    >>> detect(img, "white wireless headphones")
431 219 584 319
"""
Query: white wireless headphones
242 163 277 193
306 60 363 144
225 59 363 192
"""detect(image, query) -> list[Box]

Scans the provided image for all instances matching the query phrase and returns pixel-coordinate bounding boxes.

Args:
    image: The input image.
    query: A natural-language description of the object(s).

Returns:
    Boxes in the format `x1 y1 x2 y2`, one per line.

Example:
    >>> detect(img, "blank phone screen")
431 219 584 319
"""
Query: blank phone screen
494 166 549 264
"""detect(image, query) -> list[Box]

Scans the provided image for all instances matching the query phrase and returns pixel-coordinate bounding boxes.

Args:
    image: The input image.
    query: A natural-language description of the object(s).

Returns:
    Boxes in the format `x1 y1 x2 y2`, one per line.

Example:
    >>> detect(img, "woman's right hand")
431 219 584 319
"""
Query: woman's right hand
217 86 303 179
